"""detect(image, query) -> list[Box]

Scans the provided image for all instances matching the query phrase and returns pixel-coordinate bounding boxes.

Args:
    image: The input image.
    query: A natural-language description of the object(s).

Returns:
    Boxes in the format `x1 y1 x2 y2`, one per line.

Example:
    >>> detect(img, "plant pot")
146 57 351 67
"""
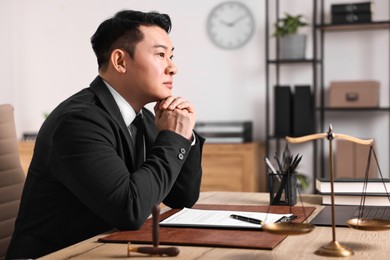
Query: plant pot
279 34 306 60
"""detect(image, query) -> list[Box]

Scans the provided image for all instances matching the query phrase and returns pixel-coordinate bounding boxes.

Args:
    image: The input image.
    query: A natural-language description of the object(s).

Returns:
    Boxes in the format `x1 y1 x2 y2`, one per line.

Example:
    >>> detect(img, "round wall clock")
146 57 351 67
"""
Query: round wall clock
206 1 255 50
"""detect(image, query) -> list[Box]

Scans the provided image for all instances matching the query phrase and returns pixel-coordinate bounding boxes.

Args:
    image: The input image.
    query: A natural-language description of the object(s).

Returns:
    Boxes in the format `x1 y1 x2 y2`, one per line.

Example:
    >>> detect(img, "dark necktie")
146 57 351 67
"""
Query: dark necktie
131 114 145 170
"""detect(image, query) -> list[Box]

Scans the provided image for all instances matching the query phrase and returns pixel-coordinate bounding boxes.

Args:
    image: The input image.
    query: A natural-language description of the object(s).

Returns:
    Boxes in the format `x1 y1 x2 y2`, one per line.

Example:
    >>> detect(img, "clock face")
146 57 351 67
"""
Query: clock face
207 1 255 49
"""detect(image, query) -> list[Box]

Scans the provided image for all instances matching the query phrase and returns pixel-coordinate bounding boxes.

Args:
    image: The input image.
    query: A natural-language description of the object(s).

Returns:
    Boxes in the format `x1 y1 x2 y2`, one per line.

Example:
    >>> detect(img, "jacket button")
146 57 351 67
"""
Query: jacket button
180 148 186 154
178 153 184 160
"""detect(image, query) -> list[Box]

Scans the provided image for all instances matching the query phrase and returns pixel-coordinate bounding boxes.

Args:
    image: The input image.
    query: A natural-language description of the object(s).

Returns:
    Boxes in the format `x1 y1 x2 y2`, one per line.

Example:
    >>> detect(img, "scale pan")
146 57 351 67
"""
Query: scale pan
347 218 390 231
262 223 315 235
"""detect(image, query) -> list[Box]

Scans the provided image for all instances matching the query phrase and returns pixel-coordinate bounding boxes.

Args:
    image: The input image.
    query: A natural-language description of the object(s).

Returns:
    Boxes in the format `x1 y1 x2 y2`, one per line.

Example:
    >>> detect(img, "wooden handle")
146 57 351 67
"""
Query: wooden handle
152 204 160 247
126 205 180 257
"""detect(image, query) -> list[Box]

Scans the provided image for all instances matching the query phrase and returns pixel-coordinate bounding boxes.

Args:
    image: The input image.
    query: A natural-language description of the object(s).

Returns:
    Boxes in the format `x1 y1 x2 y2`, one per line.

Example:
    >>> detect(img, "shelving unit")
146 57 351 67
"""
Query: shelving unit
315 1 390 179
265 0 390 190
265 0 319 190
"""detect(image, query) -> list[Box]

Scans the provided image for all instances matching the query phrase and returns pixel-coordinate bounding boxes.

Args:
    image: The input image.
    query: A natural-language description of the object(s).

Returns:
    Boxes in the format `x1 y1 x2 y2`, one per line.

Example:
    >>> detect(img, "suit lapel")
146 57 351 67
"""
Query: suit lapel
89 76 164 171
89 76 136 167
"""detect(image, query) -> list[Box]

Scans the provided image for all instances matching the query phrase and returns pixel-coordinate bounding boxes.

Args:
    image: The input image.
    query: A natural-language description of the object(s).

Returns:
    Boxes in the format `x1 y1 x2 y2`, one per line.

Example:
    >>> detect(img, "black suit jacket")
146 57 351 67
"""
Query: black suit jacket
6 76 204 259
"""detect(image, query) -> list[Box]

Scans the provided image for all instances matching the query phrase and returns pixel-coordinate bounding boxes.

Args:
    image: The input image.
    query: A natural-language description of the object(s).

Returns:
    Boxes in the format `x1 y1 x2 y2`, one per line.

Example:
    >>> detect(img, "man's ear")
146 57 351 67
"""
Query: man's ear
110 49 127 73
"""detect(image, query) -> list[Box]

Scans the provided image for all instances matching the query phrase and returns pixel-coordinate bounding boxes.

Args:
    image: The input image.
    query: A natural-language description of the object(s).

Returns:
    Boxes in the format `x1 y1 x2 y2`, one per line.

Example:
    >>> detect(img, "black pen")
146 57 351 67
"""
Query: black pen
230 214 262 225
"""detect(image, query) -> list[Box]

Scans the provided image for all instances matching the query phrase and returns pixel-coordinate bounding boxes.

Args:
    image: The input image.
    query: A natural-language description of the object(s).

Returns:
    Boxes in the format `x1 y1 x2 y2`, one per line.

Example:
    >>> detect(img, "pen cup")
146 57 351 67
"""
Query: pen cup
268 171 297 206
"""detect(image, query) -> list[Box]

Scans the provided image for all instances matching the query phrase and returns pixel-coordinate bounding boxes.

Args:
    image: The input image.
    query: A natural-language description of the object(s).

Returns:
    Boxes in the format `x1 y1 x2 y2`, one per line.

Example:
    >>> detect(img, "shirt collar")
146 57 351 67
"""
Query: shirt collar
103 80 136 127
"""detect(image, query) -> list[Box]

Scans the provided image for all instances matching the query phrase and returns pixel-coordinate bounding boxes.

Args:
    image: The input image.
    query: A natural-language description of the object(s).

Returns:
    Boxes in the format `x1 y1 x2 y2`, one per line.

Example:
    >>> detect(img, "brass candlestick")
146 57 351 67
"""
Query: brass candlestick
286 125 373 257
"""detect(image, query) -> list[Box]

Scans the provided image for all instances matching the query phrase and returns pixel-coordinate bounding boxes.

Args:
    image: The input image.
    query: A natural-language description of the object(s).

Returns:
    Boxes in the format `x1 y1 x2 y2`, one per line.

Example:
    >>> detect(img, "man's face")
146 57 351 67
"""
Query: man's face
124 25 177 105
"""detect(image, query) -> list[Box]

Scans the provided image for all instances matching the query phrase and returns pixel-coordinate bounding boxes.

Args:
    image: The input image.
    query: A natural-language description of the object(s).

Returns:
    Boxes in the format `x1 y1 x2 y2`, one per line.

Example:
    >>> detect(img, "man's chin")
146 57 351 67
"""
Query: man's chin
157 93 172 101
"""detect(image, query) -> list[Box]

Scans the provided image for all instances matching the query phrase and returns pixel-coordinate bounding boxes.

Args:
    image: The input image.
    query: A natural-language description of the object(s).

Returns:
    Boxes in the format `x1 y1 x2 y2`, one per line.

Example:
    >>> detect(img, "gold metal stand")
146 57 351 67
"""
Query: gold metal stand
286 125 374 257
314 241 353 257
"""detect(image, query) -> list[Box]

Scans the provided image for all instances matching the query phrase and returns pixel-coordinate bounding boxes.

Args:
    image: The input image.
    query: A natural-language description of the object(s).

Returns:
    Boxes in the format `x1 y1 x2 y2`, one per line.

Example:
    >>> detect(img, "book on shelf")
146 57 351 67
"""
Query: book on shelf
293 85 315 137
331 2 373 14
332 13 371 25
316 178 390 194
330 2 373 25
322 193 390 206
274 85 292 137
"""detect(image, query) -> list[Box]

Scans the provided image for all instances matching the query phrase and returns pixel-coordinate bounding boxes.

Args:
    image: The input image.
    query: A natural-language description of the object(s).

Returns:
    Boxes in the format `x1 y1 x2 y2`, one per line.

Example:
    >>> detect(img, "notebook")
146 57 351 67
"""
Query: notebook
311 205 390 227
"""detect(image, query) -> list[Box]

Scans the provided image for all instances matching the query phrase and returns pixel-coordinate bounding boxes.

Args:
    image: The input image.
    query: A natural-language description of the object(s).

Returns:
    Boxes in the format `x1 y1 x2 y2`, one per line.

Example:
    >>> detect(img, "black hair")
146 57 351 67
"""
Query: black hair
91 10 172 70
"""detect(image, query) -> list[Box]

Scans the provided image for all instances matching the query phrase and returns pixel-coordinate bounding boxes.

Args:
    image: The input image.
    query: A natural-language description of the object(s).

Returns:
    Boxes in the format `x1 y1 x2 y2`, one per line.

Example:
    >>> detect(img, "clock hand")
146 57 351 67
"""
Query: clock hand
219 19 234 27
219 15 248 27
231 15 246 25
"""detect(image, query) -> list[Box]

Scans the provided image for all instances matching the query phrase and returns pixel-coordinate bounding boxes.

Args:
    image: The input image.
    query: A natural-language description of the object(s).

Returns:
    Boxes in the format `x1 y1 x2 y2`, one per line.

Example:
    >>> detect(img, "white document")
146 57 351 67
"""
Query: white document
160 208 292 229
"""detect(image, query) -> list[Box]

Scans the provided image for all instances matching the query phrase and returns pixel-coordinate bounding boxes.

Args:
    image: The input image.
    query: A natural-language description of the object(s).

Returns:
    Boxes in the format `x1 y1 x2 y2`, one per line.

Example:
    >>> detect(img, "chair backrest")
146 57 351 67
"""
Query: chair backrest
0 104 25 260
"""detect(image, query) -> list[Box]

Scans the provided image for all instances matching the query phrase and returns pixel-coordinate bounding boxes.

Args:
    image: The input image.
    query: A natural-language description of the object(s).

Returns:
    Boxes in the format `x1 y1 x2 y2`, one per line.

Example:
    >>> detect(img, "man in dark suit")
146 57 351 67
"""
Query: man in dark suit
6 10 204 259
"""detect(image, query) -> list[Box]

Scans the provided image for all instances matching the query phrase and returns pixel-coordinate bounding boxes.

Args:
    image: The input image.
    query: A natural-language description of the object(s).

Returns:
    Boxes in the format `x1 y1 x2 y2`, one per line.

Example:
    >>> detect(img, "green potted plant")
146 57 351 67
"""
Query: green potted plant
273 13 308 60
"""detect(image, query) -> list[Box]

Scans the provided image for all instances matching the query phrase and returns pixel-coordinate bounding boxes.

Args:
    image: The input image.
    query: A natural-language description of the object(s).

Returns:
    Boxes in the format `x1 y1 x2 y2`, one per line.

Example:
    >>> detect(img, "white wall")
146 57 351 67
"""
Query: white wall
1 0 389 186
0 0 266 139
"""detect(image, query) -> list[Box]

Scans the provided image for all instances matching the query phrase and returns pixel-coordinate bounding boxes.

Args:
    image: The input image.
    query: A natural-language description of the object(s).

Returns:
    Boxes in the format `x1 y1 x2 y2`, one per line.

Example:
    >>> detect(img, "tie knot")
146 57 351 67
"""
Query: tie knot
132 114 143 129
128 114 143 141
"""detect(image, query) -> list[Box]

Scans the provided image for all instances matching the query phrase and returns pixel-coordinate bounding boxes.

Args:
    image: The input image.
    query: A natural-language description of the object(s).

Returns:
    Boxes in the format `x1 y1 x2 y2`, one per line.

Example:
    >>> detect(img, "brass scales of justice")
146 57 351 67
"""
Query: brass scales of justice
261 124 390 257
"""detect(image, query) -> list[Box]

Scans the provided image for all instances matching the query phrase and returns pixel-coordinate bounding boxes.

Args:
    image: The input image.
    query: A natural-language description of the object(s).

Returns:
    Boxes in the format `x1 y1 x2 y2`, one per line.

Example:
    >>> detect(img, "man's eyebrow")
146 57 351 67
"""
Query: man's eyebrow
153 44 174 51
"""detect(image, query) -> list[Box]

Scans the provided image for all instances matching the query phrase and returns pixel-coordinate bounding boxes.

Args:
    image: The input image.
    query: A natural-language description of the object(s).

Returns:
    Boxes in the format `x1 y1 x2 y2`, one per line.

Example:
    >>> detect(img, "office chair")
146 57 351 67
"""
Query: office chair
0 104 26 260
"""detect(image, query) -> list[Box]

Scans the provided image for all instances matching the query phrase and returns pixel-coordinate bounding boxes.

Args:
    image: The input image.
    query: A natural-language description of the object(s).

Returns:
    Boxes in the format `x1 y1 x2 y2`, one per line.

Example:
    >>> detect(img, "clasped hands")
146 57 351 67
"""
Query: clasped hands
154 96 196 141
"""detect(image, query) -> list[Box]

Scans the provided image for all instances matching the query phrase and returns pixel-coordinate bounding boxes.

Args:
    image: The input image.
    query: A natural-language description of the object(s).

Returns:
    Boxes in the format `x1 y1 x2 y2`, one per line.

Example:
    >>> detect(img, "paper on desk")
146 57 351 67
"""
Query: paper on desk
160 208 292 229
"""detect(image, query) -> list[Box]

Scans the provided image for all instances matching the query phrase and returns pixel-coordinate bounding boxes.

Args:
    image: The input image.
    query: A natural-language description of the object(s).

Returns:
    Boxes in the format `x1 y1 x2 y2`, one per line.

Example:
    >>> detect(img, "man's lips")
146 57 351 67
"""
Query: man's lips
164 81 173 89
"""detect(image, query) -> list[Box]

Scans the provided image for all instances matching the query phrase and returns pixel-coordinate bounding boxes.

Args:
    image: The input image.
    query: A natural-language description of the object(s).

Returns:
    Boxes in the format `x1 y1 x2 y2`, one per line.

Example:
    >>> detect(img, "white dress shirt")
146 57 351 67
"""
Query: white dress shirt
103 80 195 145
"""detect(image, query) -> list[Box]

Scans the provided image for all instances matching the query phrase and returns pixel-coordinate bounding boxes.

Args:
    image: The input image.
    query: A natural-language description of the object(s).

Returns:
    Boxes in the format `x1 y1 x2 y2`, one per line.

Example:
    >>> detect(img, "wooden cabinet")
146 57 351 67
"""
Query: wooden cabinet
18 141 266 192
18 141 35 174
200 142 266 192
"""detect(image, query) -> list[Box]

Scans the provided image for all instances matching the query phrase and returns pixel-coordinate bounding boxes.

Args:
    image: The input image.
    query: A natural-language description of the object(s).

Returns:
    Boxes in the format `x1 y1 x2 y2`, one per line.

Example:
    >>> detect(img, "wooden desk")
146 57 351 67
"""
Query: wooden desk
39 192 390 260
